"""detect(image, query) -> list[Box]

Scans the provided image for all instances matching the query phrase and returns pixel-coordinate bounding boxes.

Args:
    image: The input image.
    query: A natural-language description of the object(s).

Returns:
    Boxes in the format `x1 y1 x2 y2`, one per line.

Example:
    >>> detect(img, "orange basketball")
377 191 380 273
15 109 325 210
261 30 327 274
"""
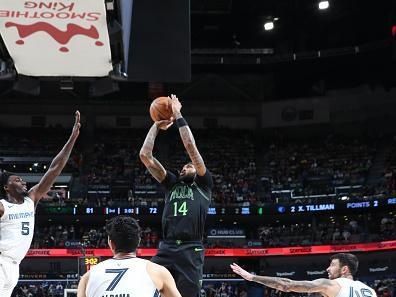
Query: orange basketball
149 96 173 122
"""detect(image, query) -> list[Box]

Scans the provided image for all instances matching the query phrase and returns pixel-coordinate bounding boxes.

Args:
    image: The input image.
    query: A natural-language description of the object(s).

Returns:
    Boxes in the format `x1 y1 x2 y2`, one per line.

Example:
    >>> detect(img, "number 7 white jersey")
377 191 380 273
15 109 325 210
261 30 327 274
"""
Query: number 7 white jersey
0 197 35 264
335 278 377 297
86 258 159 297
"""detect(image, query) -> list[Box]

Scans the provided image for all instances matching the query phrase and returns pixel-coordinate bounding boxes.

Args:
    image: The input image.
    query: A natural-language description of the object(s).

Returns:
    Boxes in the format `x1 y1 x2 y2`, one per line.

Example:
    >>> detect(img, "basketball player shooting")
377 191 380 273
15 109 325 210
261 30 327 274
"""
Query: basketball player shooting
231 253 377 297
140 94 213 297
0 111 81 297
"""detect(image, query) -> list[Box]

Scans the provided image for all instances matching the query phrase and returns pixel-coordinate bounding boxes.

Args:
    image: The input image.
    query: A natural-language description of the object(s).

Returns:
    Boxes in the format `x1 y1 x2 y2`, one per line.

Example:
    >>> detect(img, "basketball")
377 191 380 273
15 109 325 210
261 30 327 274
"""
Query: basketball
149 96 173 122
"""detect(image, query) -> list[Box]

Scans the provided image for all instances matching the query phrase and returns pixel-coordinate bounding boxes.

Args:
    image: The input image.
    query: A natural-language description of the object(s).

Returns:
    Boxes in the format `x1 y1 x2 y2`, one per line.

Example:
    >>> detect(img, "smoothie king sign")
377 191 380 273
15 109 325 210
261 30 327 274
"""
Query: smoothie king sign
0 0 112 76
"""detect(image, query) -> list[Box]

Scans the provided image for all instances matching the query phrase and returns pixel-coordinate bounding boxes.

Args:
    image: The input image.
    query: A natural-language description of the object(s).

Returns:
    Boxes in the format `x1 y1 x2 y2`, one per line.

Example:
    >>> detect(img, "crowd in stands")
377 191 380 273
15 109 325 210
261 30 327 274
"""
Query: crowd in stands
262 137 376 198
255 218 379 247
85 130 146 187
11 278 395 297
201 281 248 297
31 224 160 249
71 128 258 206
374 279 396 297
2 127 396 207
31 215 395 249
0 128 71 156
382 138 396 195
209 215 395 248
69 131 396 205
0 128 82 175
12 282 75 297
166 129 258 206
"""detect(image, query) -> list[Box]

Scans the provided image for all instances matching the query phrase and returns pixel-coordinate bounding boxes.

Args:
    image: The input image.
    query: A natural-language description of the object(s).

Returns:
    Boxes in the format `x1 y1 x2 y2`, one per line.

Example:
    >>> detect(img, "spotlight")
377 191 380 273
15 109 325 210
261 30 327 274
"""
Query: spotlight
264 21 274 31
264 16 278 31
318 1 329 10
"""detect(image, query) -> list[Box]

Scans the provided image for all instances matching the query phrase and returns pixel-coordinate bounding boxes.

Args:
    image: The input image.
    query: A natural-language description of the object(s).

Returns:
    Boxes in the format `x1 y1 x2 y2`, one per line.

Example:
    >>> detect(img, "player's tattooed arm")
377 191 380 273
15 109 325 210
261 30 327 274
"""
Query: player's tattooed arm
251 277 334 294
171 94 207 176
231 263 336 295
139 123 168 183
29 111 81 204
178 125 206 176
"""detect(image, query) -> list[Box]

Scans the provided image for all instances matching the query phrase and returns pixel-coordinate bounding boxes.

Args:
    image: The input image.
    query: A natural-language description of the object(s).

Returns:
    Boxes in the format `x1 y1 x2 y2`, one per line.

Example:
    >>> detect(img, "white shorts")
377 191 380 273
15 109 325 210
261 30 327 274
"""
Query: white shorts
0 255 19 297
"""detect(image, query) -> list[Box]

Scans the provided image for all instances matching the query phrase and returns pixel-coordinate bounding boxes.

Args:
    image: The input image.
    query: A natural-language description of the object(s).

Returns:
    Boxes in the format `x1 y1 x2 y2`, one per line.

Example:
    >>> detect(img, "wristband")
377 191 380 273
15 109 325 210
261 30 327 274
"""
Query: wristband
176 117 188 128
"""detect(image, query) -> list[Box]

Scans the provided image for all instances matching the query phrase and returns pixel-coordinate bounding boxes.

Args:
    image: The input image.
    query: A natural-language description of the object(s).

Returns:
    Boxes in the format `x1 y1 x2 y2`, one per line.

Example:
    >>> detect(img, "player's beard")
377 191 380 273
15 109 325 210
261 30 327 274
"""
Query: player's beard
179 173 195 184
328 269 342 280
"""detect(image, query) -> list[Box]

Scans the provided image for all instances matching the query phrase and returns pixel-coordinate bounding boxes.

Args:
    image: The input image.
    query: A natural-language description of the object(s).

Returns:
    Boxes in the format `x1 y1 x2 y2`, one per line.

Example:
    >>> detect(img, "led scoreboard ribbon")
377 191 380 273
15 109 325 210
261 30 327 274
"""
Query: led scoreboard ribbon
39 197 396 216
40 197 396 216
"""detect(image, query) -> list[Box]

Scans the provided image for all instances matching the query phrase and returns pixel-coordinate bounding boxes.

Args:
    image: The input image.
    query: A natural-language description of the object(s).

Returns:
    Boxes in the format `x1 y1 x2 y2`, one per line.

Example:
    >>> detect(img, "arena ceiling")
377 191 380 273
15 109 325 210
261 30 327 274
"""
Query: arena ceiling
191 0 394 49
0 0 394 99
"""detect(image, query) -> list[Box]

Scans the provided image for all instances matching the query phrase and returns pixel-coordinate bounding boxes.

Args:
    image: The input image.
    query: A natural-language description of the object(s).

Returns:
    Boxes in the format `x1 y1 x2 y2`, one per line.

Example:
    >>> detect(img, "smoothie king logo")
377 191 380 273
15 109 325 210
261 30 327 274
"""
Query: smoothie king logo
1 1 104 52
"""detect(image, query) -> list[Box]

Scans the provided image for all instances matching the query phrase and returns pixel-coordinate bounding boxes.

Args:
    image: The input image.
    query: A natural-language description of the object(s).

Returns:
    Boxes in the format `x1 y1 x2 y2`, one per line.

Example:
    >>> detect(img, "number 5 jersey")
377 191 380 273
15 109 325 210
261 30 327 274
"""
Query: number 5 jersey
0 197 35 264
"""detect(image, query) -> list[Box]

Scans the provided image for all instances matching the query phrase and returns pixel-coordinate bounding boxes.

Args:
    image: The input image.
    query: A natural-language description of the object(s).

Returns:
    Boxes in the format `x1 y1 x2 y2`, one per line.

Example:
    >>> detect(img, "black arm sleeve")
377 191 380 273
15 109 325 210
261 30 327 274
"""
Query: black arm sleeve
195 169 213 191
161 171 178 190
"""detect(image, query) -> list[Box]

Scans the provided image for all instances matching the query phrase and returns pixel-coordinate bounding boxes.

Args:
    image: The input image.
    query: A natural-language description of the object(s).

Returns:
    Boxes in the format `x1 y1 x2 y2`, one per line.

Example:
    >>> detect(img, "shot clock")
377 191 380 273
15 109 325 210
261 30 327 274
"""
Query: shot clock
79 256 101 275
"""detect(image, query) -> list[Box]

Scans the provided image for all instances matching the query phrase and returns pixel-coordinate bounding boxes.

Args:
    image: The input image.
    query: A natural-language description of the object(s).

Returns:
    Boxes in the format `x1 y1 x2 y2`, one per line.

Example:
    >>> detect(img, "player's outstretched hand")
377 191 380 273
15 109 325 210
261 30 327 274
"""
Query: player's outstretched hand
155 118 174 130
230 263 254 281
170 94 182 117
71 110 81 139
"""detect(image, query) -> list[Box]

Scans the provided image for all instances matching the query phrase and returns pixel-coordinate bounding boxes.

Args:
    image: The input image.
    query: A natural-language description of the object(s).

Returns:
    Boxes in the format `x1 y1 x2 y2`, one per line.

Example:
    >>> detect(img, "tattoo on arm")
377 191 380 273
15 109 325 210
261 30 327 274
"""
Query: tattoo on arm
252 276 332 294
140 125 167 182
146 157 167 183
179 126 206 176
140 124 159 157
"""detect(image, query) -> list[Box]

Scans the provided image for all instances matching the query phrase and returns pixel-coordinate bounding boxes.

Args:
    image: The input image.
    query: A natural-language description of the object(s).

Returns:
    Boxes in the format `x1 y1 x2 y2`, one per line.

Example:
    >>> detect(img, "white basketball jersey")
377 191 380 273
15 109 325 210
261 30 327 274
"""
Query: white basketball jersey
86 257 159 297
335 278 377 297
0 197 35 263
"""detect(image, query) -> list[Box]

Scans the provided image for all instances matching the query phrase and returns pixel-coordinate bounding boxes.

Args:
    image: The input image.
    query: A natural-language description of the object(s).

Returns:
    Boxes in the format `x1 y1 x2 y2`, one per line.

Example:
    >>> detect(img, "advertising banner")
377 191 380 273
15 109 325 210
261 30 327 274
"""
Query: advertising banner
26 240 396 257
0 0 112 76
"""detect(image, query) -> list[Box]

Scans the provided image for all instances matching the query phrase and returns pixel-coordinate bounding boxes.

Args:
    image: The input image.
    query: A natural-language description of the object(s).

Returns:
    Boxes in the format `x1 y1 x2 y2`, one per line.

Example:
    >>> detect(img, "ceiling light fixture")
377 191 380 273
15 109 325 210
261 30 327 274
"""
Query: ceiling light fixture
318 1 330 10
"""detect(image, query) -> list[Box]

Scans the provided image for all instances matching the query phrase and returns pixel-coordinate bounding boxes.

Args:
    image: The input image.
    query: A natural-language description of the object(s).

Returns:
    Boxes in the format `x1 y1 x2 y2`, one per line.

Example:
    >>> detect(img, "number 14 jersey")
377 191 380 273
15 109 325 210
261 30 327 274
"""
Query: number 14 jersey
161 170 213 242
